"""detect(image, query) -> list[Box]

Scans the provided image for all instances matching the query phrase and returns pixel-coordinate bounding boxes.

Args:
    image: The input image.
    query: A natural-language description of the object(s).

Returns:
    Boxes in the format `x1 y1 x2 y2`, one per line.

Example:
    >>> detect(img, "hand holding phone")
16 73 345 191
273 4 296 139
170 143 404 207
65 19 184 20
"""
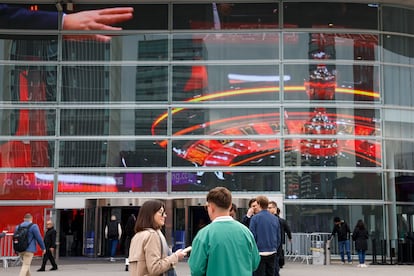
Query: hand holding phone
182 246 192 253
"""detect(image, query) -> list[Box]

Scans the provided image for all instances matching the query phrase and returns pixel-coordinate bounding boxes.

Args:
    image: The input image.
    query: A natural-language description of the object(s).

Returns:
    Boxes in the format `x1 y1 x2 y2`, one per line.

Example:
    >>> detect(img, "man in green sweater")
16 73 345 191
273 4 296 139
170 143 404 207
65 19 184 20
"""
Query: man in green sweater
189 187 260 276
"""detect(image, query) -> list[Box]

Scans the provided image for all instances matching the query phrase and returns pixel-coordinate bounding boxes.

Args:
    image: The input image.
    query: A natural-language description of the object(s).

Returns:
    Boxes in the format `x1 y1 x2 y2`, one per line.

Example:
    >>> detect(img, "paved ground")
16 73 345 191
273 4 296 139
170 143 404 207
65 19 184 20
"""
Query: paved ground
1 257 413 276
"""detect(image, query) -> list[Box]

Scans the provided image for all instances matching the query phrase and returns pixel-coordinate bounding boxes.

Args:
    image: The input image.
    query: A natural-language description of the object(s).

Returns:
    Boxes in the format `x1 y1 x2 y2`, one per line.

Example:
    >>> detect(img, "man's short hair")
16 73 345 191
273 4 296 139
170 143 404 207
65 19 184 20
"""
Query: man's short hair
269 201 277 208
24 213 33 220
255 195 269 209
334 216 341 223
248 198 256 207
206 186 232 210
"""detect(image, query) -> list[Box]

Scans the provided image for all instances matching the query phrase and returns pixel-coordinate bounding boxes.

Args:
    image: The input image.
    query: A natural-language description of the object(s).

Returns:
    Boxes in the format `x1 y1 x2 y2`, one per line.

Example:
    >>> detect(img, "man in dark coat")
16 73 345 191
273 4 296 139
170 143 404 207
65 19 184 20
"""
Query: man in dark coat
38 220 58 271
331 216 352 264
124 213 136 271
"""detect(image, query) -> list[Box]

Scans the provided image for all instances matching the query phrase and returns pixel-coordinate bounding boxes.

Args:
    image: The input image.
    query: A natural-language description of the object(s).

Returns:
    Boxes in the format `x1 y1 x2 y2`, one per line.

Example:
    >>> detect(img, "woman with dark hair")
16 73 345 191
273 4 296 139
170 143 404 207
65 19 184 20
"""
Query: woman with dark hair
128 200 186 276
352 219 369 268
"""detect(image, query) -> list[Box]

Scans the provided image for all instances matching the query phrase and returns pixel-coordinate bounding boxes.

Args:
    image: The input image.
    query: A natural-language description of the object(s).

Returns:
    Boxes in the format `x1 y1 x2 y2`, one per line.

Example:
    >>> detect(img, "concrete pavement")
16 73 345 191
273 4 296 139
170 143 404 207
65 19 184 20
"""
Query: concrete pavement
1 257 413 276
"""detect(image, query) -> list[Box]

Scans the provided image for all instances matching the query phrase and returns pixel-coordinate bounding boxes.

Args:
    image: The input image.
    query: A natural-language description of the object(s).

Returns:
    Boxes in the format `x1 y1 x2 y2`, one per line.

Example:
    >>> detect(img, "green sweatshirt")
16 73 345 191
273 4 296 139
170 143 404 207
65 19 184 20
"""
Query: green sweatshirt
189 216 260 276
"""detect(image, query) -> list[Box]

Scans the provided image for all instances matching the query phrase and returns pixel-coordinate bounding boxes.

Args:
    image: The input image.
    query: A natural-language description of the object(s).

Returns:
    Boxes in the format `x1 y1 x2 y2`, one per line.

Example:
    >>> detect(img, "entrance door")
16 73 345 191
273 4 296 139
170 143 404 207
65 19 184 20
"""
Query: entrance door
189 206 210 242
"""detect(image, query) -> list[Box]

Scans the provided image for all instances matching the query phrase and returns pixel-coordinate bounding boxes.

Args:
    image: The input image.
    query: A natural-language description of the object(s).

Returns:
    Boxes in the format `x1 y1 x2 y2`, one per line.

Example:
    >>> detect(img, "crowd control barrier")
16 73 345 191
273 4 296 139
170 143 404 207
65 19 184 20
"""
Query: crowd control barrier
0 233 20 268
285 232 331 264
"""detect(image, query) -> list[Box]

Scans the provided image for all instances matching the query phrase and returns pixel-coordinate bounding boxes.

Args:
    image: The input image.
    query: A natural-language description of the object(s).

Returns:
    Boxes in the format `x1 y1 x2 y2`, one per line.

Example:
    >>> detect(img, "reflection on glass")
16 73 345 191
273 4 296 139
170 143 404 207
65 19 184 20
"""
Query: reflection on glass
53 172 167 193
60 109 165 136
173 3 279 30
284 32 379 61
283 2 378 29
161 108 280 136
283 64 379 102
171 139 281 168
385 140 414 171
62 34 169 61
0 140 54 168
285 172 382 199
61 65 168 102
172 65 280 101
0 109 55 136
74 4 168 30
172 171 280 192
394 174 414 202
286 204 384 245
285 138 381 168
173 33 278 61
0 172 54 200
59 140 166 168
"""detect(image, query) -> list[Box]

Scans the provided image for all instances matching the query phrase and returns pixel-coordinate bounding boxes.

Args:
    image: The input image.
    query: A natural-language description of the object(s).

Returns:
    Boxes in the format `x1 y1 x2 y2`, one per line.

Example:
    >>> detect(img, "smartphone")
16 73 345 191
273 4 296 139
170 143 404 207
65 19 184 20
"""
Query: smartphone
182 246 192 253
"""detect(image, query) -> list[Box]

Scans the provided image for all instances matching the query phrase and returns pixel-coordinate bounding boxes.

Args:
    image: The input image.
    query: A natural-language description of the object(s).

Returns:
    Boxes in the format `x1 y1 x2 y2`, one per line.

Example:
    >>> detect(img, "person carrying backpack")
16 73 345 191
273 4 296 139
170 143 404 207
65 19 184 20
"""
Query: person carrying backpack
105 215 122 262
14 213 46 276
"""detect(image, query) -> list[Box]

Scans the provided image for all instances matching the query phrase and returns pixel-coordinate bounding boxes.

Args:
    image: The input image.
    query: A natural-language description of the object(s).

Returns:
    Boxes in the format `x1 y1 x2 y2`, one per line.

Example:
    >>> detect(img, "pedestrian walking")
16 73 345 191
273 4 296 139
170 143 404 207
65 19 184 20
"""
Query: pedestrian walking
37 220 58 271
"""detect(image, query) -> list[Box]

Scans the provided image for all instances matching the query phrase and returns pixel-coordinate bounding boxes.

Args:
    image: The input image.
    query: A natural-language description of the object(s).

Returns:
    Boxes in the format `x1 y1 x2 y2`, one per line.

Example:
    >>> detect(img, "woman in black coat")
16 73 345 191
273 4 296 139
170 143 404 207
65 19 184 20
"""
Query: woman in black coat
352 219 369 267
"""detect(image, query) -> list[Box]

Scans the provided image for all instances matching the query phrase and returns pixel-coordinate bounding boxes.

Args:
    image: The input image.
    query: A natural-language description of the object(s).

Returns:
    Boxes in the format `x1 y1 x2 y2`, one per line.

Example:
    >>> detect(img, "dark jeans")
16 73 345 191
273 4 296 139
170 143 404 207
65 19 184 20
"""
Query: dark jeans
109 239 119 258
40 248 57 269
253 253 276 276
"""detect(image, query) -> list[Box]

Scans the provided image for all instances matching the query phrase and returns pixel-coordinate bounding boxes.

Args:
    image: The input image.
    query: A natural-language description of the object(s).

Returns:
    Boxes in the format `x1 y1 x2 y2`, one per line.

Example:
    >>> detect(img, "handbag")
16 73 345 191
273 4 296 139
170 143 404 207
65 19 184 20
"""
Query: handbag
159 234 177 276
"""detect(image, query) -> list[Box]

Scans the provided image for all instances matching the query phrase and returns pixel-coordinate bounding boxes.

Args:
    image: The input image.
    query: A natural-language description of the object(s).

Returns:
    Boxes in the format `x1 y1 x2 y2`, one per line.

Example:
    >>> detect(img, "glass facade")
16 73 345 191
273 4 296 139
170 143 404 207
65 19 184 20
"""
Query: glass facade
1 1 414 254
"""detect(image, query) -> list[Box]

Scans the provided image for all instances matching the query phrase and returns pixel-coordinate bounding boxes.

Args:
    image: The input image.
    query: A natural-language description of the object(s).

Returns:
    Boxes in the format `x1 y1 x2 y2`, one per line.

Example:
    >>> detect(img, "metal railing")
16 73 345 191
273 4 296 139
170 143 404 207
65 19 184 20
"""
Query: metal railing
284 232 332 264
0 233 20 269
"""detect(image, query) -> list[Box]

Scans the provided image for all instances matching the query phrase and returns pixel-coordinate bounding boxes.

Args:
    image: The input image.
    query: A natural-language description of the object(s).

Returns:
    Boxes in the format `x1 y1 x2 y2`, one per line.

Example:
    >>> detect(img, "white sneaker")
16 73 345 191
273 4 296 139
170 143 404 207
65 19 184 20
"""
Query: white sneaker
361 263 368 267
357 264 362 267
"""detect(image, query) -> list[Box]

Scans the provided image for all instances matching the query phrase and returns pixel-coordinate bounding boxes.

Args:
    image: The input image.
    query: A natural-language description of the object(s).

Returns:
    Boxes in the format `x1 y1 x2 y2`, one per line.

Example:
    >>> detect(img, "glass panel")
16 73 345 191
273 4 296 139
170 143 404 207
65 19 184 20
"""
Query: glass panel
62 34 168 61
0 171 54 200
171 139 280 167
396 205 414 241
173 33 279 61
285 171 382 200
0 140 54 167
383 35 414 65
284 108 381 136
385 140 414 171
0 3 59 30
166 108 280 136
383 109 414 138
173 3 279 30
393 174 414 202
284 138 381 168
0 65 58 102
285 204 384 248
284 32 379 61
0 108 55 136
283 2 378 29
383 65 414 107
59 140 166 167
172 171 280 192
52 172 167 193
0 206 53 234
382 6 414 35
60 108 165 136
172 65 280 102
69 4 168 30
61 65 168 102
0 38 58 61
283 64 380 102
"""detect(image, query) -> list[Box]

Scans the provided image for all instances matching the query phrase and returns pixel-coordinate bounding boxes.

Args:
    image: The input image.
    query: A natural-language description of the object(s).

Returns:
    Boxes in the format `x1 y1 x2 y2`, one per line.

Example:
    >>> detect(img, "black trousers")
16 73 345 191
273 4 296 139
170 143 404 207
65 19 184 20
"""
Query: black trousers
40 248 57 269
253 253 276 276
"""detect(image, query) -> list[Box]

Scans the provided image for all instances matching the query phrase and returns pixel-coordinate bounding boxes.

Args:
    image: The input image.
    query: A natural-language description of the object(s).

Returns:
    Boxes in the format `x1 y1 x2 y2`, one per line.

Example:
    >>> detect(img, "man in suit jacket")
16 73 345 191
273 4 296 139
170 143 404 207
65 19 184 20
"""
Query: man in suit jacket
0 4 133 41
